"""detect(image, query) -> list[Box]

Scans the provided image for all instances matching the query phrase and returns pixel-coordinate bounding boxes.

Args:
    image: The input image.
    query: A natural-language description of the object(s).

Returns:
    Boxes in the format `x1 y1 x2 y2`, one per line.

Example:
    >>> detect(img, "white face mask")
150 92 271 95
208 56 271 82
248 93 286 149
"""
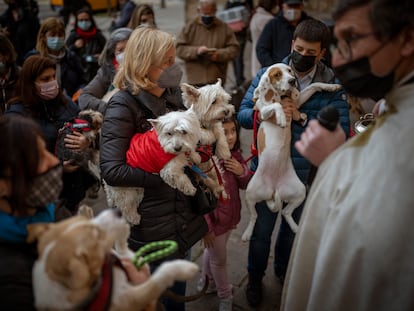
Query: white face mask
284 8 301 21
115 52 124 65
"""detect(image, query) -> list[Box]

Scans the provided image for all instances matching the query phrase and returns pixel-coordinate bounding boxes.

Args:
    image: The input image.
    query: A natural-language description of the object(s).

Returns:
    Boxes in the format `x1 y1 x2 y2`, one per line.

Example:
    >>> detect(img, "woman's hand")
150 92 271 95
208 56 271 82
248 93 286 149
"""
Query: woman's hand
64 131 90 151
224 157 244 176
295 119 346 166
203 231 215 248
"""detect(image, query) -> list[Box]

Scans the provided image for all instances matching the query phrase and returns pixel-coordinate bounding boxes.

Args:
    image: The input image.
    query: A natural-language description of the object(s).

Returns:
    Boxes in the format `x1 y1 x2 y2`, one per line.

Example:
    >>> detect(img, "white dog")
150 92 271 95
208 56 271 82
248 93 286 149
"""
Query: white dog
181 79 235 199
104 108 202 225
242 63 341 241
27 207 199 311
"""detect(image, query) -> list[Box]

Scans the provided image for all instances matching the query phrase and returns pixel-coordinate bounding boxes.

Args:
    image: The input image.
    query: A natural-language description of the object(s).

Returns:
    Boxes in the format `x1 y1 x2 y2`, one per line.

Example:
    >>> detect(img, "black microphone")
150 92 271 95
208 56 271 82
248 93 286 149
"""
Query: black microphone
317 105 340 131
307 105 340 186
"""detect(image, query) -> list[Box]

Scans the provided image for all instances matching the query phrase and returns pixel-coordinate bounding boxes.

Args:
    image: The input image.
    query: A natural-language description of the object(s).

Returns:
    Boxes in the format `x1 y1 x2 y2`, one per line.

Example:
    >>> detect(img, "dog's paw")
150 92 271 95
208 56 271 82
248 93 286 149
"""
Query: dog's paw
155 260 199 282
182 184 197 196
124 210 141 225
77 204 94 219
323 83 342 92
275 108 287 128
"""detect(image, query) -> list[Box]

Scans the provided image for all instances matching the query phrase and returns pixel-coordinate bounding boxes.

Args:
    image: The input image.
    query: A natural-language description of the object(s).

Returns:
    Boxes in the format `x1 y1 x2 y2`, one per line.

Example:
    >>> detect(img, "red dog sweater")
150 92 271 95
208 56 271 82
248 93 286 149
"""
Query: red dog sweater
126 129 176 173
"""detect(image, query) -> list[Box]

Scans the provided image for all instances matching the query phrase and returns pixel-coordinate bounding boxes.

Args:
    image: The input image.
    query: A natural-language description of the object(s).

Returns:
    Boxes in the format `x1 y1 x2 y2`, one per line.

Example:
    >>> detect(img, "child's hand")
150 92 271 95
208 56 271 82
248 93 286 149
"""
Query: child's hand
224 157 244 176
203 232 215 248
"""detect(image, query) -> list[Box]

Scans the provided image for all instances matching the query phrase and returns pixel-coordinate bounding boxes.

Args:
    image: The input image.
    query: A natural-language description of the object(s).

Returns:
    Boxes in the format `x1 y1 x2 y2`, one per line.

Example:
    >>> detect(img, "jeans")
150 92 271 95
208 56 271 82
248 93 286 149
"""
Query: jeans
247 200 305 280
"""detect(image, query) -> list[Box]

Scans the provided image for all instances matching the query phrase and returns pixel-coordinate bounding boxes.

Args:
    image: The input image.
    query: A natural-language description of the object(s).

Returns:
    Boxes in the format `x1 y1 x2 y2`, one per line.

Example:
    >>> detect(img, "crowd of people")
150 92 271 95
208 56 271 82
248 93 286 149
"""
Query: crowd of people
1 0 413 310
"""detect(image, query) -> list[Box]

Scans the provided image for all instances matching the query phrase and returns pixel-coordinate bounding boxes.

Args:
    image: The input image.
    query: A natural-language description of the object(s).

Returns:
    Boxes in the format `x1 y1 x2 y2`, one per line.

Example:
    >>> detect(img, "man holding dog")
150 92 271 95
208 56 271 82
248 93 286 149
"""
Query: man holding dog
237 19 350 307
281 0 414 309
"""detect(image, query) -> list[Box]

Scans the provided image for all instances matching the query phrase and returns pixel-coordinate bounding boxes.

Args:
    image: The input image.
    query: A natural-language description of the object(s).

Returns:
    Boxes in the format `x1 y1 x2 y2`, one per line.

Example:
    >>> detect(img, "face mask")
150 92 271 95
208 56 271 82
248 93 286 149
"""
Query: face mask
291 50 317 73
0 61 5 75
201 15 214 26
77 20 92 31
115 52 124 65
334 56 395 101
284 8 301 21
36 80 60 100
47 37 65 51
26 164 63 208
157 63 183 88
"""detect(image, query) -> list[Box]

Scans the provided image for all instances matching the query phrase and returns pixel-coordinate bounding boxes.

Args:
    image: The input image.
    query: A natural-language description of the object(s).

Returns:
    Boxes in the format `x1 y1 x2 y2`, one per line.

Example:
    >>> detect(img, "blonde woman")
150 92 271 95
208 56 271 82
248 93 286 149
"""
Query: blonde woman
100 27 208 311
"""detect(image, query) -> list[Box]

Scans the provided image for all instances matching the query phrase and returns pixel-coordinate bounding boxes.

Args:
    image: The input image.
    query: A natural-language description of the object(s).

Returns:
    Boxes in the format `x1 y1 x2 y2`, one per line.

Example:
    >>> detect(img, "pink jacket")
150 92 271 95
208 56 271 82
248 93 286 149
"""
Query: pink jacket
205 149 252 236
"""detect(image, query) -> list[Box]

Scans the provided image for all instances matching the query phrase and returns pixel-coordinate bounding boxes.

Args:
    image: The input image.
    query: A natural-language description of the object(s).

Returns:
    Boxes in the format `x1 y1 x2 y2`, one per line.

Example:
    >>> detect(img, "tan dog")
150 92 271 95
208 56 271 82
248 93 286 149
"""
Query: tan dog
242 63 341 241
27 208 199 311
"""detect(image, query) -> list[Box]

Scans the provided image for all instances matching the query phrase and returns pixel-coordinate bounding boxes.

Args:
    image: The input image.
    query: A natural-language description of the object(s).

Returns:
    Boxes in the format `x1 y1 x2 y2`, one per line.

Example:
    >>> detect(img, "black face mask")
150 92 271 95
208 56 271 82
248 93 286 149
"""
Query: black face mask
333 56 395 101
291 50 317 73
201 15 214 26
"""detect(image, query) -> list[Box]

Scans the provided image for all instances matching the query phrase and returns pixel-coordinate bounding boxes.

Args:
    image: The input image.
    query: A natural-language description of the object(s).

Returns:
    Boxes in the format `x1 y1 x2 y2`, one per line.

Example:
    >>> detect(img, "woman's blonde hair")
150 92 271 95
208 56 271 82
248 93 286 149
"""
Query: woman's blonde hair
36 17 66 56
113 27 175 94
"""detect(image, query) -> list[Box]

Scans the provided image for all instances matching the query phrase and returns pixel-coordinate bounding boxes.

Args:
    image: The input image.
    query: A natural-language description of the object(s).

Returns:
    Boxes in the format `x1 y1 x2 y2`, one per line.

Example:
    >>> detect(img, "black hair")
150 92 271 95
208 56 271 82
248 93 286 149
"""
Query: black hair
333 0 414 41
293 19 331 50
223 116 241 151
0 115 43 215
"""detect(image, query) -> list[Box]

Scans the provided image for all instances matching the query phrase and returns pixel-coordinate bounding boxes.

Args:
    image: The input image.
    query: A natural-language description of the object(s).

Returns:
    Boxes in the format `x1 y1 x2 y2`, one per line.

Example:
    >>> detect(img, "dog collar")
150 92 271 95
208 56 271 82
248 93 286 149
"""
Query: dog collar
75 254 123 311
64 118 92 132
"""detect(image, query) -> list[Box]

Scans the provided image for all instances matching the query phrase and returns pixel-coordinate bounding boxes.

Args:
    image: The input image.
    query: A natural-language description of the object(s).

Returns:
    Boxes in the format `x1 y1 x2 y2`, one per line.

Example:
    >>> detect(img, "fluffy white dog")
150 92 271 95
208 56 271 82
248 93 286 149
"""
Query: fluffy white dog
242 63 341 241
104 108 202 225
180 79 235 199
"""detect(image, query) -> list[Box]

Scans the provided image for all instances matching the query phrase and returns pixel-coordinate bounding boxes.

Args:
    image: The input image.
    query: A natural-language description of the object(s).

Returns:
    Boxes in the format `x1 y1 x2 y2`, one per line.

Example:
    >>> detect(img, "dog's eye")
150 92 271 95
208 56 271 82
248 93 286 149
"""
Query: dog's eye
167 132 172 136
182 130 187 135
211 100 217 105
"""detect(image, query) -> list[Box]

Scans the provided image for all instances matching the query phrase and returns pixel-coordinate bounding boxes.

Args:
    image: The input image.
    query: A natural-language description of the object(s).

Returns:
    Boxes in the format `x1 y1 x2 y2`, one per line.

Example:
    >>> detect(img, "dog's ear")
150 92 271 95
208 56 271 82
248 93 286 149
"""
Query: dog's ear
26 223 52 243
180 83 200 108
148 119 159 131
216 78 222 87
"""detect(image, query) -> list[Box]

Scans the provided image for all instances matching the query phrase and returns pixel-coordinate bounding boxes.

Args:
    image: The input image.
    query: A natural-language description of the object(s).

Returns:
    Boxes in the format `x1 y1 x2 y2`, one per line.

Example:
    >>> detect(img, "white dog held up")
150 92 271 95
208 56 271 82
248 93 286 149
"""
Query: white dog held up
242 63 341 241
104 107 202 225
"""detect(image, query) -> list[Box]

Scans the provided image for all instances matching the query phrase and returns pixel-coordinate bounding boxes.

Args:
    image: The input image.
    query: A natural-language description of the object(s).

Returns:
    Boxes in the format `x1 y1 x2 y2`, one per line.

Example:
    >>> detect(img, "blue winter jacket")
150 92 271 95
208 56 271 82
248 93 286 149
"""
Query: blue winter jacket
237 57 350 183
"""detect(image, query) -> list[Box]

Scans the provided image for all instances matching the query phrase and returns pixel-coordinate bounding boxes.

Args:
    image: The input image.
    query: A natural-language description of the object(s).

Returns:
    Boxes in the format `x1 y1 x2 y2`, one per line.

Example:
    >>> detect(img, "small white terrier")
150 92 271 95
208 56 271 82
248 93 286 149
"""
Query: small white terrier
104 108 202 225
181 79 235 199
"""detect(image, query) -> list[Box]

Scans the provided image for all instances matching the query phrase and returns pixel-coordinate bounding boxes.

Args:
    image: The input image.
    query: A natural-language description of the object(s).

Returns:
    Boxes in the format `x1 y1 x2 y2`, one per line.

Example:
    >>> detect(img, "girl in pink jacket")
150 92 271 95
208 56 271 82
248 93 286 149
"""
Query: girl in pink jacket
198 116 253 311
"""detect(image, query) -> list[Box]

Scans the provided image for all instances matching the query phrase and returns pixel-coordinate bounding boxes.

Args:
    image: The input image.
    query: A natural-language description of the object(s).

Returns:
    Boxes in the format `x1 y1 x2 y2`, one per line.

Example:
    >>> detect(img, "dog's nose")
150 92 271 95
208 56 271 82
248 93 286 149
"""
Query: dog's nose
113 207 123 218
174 146 182 152
288 78 296 86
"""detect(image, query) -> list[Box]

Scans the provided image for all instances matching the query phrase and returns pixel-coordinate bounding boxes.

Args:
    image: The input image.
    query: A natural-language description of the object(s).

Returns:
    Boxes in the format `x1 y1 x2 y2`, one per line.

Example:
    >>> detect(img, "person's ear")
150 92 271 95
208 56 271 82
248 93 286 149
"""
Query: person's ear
317 47 327 61
290 39 295 52
400 27 414 57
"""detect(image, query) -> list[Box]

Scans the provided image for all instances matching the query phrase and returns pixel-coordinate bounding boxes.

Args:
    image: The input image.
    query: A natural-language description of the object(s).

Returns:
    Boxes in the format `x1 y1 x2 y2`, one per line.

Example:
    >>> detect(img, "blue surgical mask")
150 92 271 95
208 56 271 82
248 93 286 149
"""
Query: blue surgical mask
77 20 92 31
201 15 214 26
0 61 5 75
47 37 65 51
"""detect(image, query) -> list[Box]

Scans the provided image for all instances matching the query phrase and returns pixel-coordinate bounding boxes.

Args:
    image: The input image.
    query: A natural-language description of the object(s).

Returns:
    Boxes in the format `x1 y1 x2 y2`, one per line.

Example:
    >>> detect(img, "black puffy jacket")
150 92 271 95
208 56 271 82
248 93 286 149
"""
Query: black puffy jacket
100 88 208 258
0 241 37 310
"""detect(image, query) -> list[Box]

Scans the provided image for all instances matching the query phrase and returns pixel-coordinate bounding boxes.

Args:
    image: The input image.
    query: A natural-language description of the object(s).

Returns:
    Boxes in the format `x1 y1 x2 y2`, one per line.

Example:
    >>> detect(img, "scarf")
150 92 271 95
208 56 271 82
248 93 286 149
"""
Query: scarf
0 203 55 243
47 50 65 87
75 27 97 43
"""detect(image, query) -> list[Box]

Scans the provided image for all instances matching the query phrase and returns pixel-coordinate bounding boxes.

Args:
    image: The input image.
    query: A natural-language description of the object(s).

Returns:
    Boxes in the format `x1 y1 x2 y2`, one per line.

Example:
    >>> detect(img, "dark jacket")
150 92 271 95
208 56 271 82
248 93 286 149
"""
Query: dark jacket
237 58 350 183
0 5 39 65
0 241 37 310
256 11 312 67
78 64 115 114
100 88 208 257
0 64 20 115
66 28 107 82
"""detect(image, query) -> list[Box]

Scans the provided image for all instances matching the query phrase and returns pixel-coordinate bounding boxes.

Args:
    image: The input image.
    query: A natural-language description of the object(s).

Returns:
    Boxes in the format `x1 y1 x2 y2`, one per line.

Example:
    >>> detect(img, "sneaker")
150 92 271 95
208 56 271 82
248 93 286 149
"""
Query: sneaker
219 296 233 311
245 274 263 307
197 276 217 294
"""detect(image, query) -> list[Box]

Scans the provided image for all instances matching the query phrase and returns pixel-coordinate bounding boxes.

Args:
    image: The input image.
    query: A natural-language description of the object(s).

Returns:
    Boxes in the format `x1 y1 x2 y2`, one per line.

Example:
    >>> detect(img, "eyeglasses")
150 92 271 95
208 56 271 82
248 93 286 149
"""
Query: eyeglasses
330 32 376 61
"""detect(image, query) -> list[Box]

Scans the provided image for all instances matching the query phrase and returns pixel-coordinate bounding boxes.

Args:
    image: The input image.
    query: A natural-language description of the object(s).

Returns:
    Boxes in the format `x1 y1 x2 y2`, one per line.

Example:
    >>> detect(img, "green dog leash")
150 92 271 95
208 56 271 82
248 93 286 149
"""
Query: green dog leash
133 240 178 269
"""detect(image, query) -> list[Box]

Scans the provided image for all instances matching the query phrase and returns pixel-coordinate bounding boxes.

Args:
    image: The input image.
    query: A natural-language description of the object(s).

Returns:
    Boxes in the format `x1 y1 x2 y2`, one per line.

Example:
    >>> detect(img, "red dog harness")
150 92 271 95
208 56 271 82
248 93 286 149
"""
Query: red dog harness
62 118 92 133
126 129 176 173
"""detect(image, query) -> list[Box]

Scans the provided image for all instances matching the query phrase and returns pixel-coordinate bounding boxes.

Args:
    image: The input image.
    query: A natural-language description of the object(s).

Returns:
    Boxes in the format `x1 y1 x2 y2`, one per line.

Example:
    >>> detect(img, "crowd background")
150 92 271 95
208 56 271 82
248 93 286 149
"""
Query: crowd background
0 0 370 310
